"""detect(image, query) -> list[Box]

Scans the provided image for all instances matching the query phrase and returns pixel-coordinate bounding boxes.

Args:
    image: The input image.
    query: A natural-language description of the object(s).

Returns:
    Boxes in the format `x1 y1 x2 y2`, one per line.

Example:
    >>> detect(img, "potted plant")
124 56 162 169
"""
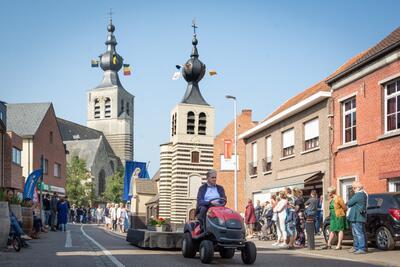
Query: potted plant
147 217 170 232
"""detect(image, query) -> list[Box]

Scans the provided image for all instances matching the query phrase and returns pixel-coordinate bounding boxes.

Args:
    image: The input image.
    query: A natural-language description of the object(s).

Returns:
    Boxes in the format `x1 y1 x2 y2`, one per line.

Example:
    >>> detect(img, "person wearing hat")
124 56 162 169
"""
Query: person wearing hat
196 169 226 230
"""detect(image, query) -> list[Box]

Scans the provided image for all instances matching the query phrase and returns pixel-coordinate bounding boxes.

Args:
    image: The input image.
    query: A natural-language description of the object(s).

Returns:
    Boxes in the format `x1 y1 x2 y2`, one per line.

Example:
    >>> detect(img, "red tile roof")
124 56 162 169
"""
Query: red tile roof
328 27 400 83
263 49 370 122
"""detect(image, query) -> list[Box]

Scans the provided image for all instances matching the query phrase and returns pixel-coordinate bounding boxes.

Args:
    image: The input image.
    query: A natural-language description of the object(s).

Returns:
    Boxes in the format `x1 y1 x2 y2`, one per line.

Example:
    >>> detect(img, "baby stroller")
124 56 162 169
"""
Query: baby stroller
258 206 277 241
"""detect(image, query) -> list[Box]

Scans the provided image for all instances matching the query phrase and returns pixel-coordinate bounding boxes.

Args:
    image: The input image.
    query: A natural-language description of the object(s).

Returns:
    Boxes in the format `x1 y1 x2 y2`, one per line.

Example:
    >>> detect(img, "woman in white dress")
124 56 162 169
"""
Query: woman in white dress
273 191 288 247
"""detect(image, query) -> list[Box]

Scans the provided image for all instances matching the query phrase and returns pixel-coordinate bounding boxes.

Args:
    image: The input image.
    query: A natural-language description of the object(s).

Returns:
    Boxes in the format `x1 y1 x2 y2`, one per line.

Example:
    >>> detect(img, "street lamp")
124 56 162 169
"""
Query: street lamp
225 95 238 211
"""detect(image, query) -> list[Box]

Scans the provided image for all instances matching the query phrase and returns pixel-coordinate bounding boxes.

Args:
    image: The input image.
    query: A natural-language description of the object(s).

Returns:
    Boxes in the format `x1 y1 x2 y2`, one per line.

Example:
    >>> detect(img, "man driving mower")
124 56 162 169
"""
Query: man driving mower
196 169 226 230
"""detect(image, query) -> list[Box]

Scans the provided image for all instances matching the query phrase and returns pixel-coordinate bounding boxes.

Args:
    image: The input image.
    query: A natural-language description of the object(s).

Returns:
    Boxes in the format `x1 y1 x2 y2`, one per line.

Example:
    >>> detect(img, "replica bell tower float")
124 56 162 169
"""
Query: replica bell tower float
159 22 215 223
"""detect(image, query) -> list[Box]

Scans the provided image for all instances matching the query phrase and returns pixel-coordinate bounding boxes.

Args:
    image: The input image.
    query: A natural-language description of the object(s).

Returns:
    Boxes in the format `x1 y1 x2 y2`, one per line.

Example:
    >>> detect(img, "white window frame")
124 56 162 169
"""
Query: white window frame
388 178 400 192
12 147 21 165
339 176 356 202
282 128 294 157
54 163 61 178
304 118 319 151
251 142 258 167
384 79 400 133
342 97 357 144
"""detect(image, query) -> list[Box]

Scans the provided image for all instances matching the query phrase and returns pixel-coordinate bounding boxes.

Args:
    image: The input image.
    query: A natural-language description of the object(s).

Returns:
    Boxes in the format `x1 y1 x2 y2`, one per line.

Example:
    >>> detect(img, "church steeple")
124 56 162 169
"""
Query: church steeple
181 21 209 106
96 16 124 89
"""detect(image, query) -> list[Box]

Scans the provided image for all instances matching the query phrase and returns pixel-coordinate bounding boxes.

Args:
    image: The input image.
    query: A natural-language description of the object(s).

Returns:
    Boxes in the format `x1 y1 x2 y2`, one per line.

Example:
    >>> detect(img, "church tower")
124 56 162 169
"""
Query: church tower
159 23 215 223
87 18 134 164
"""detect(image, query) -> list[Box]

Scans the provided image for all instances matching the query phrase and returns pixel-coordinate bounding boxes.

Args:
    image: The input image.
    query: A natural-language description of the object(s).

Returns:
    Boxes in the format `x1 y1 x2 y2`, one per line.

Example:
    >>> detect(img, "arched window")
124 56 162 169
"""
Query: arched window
191 151 200 163
110 161 114 172
121 99 124 113
126 102 130 115
188 175 202 198
98 169 106 195
94 98 100 119
187 111 195 134
104 98 111 118
198 112 206 135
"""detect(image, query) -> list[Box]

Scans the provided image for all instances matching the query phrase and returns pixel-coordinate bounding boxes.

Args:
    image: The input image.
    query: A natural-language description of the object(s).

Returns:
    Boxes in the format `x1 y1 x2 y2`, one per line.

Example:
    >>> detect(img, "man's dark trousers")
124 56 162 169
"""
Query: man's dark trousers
197 206 208 230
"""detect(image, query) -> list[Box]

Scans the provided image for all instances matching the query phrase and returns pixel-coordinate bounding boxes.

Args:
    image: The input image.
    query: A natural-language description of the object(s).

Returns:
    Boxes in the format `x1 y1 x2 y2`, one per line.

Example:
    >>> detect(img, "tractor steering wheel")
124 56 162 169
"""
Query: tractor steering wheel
208 197 227 207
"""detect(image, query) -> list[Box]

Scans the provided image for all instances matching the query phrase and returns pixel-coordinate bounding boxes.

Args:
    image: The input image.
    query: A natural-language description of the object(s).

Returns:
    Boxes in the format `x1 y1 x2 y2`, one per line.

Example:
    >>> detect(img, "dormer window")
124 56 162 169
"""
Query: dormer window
187 111 195 134
198 112 206 135
105 98 111 118
94 99 100 119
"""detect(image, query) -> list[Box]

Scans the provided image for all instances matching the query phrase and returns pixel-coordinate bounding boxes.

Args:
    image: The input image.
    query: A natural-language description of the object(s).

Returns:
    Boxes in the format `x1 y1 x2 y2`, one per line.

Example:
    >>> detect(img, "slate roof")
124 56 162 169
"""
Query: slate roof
6 103 51 137
57 118 117 158
327 27 400 83
135 179 157 195
57 118 103 141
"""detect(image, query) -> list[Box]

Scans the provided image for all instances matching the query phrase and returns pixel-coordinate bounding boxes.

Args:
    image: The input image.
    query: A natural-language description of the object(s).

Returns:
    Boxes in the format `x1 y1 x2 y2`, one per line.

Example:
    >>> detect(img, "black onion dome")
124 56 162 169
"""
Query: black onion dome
181 28 209 106
99 19 123 72
95 19 125 89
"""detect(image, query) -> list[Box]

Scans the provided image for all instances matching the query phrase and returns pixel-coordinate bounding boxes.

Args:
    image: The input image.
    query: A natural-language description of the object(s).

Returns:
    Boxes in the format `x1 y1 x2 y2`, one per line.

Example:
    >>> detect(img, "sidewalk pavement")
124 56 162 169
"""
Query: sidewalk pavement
100 225 400 266
251 234 400 267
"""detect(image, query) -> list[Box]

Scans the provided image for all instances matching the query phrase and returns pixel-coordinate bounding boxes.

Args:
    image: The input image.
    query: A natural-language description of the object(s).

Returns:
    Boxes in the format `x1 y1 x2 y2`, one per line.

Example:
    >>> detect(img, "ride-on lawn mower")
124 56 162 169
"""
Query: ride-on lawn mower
182 197 257 264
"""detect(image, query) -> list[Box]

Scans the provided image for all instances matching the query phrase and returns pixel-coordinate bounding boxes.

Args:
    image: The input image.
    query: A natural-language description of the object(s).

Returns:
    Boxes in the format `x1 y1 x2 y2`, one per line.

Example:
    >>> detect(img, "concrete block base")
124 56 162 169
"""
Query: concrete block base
126 228 183 249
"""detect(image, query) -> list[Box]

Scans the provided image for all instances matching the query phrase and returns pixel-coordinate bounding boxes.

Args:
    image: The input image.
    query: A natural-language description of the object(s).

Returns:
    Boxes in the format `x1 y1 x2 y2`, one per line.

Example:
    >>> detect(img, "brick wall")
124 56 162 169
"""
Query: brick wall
32 106 66 190
213 110 256 212
332 58 400 194
4 131 23 190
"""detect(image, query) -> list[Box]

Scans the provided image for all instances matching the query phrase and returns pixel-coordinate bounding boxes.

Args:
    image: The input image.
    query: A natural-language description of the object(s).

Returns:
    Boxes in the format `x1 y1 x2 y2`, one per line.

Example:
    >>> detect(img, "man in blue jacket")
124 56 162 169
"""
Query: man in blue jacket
196 169 226 230
347 181 368 254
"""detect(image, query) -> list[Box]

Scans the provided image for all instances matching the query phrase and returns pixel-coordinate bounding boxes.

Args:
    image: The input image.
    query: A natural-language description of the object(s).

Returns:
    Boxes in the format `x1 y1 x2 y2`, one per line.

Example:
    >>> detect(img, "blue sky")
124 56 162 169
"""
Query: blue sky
1 0 399 175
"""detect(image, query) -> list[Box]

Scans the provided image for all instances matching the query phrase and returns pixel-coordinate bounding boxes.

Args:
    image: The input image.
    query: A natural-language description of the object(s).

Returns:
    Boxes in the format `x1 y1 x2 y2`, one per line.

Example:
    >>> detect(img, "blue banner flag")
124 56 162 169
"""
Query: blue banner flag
23 169 43 200
123 161 150 201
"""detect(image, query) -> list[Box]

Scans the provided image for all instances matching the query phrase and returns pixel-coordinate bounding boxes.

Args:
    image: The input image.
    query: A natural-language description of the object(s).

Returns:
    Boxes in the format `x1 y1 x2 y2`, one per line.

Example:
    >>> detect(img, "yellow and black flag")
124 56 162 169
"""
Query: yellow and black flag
123 64 131 76
91 60 99 67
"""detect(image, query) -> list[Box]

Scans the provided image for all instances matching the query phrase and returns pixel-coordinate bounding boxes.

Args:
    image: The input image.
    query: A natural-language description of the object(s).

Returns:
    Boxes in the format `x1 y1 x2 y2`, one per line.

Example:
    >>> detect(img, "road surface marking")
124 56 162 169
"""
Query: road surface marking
80 225 125 267
65 230 72 248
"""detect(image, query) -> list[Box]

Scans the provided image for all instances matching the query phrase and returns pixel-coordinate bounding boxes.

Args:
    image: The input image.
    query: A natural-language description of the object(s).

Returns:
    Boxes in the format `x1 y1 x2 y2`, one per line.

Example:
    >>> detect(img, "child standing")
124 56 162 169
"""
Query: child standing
285 199 298 249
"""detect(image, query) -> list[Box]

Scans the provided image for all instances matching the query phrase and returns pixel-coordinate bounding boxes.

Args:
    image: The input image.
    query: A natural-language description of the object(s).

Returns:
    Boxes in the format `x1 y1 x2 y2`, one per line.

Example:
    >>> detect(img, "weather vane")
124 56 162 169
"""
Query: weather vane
192 18 198 35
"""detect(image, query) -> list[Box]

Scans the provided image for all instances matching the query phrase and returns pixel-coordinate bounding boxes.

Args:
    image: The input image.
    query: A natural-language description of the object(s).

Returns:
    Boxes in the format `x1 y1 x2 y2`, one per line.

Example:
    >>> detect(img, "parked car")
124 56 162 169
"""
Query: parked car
323 192 400 250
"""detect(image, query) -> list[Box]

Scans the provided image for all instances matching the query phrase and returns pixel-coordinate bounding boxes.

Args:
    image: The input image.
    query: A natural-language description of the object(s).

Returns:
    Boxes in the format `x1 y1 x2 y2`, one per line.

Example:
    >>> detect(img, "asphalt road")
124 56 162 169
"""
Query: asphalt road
0 224 387 267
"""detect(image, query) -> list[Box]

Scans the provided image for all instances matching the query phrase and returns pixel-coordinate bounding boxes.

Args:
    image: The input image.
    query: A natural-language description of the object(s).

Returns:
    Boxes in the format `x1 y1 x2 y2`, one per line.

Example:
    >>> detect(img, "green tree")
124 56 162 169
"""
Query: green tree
102 168 124 203
66 155 94 206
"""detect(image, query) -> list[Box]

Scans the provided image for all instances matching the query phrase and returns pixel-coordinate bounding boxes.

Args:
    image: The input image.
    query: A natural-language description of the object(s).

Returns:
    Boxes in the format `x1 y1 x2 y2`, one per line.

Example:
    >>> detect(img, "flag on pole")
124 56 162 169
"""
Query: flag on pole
123 64 131 76
23 169 43 200
209 69 217 76
224 139 232 159
91 60 99 67
172 71 181 80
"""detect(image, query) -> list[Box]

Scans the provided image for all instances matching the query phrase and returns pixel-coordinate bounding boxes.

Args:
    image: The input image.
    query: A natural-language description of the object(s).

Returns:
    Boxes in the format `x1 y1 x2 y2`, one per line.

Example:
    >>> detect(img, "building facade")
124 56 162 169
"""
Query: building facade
240 82 332 205
213 110 257 213
328 27 400 199
4 131 23 191
57 118 120 197
87 19 134 165
6 103 67 195
158 26 215 223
